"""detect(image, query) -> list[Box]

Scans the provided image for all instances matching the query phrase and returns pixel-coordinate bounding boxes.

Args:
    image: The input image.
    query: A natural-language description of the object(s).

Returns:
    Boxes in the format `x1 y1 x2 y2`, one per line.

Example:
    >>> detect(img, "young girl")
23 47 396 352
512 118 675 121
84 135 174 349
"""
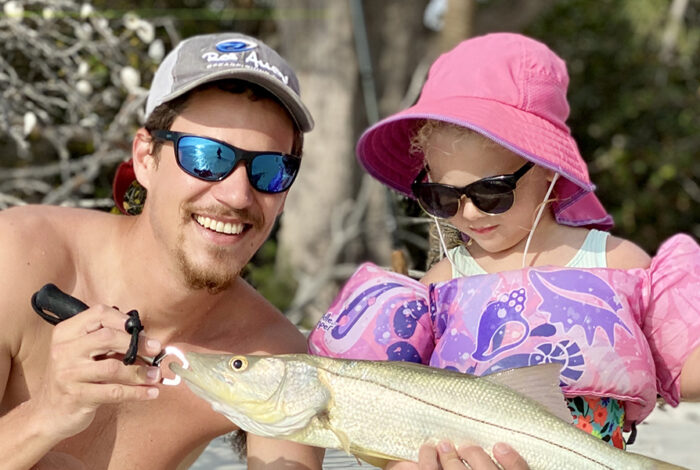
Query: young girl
308 33 700 469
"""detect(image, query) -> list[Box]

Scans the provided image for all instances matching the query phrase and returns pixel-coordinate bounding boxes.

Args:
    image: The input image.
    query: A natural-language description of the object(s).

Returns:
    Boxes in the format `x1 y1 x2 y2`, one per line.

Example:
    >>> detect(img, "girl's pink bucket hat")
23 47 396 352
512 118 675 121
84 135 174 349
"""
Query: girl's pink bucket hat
356 33 613 229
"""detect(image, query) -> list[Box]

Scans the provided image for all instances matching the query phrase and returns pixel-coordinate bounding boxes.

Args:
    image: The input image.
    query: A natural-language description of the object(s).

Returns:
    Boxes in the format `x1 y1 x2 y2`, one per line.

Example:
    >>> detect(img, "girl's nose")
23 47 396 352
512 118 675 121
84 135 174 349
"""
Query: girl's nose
457 195 485 221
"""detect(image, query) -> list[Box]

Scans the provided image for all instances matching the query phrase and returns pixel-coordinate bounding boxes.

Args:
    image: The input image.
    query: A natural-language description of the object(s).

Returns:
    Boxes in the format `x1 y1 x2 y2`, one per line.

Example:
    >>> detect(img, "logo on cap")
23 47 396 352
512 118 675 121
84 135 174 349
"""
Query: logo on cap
215 39 258 53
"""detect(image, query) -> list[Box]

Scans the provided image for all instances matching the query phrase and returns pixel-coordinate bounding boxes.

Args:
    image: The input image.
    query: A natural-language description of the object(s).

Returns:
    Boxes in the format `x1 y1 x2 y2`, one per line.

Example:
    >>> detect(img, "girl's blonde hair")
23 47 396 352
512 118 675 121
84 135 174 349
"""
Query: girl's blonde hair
410 120 501 164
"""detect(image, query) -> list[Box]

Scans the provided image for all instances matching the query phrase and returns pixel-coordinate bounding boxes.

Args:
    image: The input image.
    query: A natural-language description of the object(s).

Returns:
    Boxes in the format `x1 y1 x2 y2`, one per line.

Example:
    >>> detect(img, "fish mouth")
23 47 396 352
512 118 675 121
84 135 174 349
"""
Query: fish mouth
169 352 229 391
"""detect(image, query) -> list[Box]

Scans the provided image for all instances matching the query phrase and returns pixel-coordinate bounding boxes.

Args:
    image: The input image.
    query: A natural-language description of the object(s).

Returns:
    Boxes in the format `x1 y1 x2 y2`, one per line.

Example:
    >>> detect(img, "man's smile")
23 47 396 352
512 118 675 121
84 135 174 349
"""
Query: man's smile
194 214 247 235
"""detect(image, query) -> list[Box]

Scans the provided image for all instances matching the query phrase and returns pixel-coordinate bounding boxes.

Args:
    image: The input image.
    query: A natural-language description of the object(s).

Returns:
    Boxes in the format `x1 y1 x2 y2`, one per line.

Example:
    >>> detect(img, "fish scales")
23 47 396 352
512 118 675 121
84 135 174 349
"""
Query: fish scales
171 353 688 470
303 356 642 469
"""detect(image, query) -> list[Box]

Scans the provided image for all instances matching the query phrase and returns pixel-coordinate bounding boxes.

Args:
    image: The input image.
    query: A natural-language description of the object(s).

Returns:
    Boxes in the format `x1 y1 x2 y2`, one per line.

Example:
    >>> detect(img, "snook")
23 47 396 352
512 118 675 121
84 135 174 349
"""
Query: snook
170 353 686 470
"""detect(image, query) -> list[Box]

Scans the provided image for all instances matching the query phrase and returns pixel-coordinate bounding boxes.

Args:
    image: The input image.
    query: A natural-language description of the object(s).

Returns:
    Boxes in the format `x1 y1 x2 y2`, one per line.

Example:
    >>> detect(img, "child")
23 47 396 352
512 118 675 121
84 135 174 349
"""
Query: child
308 33 700 468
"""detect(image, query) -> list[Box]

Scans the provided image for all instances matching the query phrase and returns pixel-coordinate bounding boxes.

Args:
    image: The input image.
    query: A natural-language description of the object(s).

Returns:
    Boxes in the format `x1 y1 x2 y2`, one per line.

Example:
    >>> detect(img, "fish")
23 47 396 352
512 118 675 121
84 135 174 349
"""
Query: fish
170 352 687 470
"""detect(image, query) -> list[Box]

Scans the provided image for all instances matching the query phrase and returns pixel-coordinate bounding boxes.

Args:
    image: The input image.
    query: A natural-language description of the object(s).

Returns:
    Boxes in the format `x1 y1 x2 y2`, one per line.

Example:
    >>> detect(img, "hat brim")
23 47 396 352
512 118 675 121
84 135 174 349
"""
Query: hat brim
149 68 314 133
357 96 613 229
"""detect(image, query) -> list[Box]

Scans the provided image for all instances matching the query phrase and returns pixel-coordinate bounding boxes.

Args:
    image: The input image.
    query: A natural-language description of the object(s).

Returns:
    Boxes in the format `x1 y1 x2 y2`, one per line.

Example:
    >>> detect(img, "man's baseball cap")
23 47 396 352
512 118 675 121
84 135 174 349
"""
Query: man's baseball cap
146 32 313 131
113 32 313 214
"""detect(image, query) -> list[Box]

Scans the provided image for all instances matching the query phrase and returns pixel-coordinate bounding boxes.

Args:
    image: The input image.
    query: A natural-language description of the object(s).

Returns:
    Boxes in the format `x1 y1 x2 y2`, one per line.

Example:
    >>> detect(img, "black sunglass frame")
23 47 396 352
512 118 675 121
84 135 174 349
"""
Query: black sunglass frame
411 161 535 217
150 130 301 193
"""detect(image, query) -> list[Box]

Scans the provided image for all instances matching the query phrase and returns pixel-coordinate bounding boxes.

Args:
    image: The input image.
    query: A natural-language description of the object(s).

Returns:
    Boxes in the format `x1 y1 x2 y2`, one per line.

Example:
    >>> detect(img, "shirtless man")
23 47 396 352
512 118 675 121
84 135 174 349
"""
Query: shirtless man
0 32 324 469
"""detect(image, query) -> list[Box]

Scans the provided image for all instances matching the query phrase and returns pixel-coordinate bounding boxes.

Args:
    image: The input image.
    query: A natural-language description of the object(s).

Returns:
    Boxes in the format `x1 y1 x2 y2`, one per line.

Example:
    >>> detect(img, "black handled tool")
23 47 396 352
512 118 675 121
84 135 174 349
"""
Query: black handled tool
31 283 151 365
31 283 89 325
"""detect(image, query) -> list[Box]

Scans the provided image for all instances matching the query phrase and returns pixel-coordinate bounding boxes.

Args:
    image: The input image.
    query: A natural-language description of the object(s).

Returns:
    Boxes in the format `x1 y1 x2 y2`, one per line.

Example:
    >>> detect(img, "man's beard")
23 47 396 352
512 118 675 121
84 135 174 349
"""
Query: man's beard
175 238 238 294
170 203 265 294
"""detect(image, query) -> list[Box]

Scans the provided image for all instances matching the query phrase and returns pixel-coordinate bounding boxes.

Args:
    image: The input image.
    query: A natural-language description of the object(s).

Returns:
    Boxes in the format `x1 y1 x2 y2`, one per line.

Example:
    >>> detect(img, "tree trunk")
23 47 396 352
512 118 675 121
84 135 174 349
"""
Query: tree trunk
274 0 432 324
274 0 360 323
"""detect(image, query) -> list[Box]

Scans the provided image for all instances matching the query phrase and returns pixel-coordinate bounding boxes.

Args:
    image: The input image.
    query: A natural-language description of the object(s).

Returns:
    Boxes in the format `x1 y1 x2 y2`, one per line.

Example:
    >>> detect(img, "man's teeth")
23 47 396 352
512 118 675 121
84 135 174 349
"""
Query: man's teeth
195 216 244 235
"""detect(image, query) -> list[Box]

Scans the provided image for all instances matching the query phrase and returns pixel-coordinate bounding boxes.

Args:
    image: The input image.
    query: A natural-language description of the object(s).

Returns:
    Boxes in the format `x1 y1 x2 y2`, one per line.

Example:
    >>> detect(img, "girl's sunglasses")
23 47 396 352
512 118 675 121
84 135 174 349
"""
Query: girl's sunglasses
411 162 535 218
150 130 301 194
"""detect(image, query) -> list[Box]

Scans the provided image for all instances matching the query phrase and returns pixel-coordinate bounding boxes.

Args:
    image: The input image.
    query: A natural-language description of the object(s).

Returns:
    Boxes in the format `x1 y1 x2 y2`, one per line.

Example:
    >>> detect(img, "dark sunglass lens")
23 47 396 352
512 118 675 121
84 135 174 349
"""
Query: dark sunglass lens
178 136 237 181
469 181 514 214
249 154 299 193
416 185 460 218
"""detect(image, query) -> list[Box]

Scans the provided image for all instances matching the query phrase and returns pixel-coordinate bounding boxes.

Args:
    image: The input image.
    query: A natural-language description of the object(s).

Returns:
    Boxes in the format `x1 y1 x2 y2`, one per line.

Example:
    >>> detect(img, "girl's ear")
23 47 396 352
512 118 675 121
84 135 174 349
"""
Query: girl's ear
132 128 155 190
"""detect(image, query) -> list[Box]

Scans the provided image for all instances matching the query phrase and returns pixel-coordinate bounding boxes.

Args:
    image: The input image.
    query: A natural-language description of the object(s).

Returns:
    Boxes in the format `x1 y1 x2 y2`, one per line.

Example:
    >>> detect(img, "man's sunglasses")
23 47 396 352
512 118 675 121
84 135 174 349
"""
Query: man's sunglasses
150 130 301 194
411 161 535 218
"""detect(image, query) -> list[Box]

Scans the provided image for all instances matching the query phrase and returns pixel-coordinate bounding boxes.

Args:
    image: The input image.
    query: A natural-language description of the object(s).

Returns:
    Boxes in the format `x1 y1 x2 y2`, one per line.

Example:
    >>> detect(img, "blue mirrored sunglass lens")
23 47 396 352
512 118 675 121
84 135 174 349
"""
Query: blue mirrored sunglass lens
249 154 298 192
177 136 237 180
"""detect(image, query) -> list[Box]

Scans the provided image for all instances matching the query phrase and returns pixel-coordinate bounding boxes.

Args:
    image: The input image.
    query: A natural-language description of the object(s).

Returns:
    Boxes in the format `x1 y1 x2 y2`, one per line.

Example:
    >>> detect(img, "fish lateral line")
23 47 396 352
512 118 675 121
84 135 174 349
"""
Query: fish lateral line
312 360 617 469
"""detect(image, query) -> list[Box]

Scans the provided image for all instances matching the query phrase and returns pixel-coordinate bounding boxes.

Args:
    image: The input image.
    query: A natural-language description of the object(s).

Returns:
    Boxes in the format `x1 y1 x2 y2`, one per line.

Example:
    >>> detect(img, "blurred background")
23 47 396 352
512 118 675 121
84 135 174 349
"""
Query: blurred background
1 0 698 330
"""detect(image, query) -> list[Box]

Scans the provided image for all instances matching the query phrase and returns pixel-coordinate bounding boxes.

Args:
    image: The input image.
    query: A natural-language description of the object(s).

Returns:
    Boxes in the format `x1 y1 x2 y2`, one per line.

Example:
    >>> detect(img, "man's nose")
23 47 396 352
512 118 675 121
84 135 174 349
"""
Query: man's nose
210 163 255 208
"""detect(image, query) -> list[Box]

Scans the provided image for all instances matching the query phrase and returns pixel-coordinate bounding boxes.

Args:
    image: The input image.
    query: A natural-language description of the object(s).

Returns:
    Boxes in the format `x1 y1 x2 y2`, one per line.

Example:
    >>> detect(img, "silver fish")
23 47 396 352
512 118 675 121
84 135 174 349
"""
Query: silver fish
170 352 687 469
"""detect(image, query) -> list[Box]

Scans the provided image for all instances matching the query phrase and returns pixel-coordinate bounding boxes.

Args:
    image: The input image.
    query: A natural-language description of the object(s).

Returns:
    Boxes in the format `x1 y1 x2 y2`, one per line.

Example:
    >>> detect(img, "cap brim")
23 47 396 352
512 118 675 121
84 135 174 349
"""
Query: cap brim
150 68 314 133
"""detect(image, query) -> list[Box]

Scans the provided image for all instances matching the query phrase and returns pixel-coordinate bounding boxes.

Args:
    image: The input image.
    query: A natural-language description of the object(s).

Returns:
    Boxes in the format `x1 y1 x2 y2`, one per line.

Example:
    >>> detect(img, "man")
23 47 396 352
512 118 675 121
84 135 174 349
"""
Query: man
0 32 324 469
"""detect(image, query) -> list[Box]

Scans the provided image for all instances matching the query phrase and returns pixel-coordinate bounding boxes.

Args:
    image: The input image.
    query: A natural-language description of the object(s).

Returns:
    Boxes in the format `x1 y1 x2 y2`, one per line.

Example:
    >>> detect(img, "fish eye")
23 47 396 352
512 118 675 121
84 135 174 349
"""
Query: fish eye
229 356 248 371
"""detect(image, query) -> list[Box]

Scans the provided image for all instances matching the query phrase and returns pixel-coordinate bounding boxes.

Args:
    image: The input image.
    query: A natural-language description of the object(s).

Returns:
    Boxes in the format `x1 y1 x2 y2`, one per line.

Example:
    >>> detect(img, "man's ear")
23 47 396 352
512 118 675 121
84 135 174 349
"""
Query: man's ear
132 128 156 189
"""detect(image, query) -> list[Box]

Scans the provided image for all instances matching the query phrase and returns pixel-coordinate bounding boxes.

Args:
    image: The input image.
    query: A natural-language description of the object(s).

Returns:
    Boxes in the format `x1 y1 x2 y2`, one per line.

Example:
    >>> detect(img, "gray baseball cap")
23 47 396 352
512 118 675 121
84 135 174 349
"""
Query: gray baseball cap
146 32 314 132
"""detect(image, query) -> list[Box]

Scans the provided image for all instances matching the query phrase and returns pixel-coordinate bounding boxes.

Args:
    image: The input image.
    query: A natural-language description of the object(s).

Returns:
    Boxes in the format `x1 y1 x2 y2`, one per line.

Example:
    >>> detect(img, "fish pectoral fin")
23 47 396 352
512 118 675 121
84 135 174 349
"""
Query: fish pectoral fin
483 362 573 423
354 453 393 469
324 421 396 468
329 425 353 454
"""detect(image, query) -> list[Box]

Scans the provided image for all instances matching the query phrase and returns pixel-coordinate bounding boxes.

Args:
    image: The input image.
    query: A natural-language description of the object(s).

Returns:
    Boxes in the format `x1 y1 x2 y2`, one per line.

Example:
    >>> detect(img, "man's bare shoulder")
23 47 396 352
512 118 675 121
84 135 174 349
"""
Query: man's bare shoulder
0 206 114 343
0 204 112 250
0 205 107 288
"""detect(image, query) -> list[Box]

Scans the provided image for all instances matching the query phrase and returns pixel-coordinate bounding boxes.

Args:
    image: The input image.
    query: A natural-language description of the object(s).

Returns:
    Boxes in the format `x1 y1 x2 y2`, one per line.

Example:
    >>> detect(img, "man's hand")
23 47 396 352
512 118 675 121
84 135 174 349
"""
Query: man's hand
31 304 163 440
386 441 530 470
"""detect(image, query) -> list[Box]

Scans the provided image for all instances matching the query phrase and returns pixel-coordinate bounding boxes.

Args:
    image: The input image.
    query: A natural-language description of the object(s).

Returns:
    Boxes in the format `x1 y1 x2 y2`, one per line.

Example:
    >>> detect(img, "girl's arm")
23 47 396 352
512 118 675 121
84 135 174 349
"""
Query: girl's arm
680 346 700 401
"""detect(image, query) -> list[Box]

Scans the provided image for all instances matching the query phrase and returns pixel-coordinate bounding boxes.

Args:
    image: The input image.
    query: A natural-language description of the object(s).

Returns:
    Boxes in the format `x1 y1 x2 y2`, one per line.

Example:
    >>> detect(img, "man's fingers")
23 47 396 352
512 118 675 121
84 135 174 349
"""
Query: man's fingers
71 358 161 385
137 332 162 358
52 305 129 339
52 304 161 359
75 382 159 405
492 443 530 470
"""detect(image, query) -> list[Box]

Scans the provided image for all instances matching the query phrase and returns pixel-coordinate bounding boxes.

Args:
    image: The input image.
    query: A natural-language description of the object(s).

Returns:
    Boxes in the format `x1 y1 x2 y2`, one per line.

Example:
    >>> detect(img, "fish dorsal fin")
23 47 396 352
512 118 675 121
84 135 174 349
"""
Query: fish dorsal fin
483 363 572 424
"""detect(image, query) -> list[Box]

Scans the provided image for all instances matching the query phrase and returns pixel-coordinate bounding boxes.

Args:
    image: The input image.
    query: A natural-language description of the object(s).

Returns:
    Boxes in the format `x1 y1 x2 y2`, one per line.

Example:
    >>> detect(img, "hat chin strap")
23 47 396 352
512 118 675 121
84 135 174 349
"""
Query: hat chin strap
433 172 560 278
433 216 471 278
521 173 560 268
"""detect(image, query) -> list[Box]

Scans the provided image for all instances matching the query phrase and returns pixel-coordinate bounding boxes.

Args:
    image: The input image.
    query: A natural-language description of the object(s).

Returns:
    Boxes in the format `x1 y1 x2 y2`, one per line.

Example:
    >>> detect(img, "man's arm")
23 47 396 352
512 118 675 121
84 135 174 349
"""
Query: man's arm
0 341 64 469
246 433 324 470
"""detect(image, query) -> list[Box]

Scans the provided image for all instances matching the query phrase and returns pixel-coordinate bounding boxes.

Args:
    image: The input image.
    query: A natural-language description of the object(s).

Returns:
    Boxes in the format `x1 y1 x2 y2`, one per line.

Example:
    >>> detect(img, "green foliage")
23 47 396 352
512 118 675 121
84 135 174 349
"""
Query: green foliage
526 0 700 253
243 238 297 312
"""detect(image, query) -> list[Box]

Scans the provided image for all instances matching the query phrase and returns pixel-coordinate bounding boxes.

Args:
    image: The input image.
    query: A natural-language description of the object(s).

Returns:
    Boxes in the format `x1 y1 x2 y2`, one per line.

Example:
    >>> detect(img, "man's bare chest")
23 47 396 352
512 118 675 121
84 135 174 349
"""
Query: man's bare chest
51 385 235 469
